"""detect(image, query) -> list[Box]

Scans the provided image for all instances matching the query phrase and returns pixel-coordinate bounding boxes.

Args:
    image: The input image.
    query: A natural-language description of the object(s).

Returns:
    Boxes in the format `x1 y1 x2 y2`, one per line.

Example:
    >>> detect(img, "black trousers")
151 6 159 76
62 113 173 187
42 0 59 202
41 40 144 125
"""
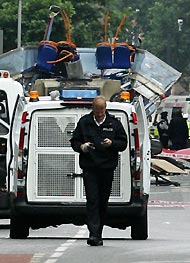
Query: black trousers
83 168 114 238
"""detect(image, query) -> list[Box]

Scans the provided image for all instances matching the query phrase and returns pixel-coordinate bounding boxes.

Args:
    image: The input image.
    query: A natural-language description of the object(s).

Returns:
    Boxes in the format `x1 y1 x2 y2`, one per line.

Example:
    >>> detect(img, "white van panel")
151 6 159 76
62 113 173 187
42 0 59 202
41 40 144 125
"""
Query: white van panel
134 96 151 194
27 108 131 203
8 98 26 193
0 79 24 194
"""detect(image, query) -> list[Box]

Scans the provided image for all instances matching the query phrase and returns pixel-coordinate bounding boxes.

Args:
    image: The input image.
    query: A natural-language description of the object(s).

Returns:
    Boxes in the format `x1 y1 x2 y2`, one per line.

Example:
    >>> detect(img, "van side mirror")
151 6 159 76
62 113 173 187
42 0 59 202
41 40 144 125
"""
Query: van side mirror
151 138 162 156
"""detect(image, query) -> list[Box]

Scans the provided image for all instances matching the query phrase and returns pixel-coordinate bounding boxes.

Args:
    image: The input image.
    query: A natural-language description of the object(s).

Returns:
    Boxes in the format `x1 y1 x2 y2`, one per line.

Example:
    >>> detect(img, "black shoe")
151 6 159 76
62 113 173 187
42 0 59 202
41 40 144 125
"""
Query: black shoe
87 236 103 246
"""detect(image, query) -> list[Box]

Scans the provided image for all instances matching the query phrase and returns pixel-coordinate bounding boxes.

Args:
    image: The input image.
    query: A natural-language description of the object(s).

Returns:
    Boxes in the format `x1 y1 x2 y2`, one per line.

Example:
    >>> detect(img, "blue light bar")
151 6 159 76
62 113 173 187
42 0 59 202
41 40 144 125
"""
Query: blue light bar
60 89 99 101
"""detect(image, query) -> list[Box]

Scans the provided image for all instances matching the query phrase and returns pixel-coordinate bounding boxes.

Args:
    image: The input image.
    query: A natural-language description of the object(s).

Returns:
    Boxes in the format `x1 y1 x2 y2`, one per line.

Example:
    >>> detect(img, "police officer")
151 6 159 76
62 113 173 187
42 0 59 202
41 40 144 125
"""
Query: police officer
168 109 189 150
70 95 127 246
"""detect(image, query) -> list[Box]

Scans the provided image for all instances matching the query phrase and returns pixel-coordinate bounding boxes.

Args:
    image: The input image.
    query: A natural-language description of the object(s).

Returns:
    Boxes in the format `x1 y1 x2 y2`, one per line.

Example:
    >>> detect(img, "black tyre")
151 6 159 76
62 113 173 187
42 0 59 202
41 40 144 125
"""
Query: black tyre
131 208 148 240
9 215 29 239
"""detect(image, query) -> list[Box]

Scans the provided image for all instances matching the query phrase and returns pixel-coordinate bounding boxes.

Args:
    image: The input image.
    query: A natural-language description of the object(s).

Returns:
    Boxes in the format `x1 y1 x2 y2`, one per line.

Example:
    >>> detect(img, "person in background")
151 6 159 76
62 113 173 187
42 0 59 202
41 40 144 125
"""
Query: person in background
168 109 189 150
70 95 127 246
182 113 190 147
157 111 169 148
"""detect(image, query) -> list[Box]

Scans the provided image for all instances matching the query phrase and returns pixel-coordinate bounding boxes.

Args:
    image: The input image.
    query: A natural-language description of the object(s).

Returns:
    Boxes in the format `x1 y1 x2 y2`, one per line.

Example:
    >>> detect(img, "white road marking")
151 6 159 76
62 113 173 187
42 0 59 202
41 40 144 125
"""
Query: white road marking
148 200 190 207
30 253 45 262
55 246 69 252
43 226 87 263
44 259 57 263
50 252 63 258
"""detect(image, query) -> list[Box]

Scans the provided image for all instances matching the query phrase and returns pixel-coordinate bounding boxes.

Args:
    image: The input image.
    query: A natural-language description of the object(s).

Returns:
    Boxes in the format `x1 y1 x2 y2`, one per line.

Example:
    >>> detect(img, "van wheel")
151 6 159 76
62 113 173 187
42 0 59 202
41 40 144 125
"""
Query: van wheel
131 209 148 240
9 215 29 239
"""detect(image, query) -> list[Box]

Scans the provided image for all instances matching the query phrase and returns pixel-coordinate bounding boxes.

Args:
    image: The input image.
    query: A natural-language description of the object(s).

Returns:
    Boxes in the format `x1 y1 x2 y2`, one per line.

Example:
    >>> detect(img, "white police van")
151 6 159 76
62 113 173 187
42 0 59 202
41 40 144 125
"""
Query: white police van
8 84 152 240
1 48 180 239
0 70 24 218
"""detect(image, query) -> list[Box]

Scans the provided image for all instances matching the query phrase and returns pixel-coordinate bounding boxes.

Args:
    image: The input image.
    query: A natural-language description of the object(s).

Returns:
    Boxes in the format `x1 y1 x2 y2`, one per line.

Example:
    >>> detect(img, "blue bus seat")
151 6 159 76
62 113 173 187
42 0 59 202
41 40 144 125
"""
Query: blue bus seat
36 41 58 72
96 45 112 69
113 45 131 69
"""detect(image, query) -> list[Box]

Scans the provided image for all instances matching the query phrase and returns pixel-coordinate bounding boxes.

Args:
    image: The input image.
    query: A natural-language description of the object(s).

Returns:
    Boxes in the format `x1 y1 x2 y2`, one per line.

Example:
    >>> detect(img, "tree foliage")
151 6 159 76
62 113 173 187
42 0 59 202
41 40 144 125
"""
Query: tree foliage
0 0 190 77
145 0 190 72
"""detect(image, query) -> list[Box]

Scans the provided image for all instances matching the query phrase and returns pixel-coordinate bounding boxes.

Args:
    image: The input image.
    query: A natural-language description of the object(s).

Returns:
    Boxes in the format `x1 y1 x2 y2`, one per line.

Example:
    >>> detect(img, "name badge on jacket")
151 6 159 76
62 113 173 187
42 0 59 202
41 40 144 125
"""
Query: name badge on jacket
103 128 113 131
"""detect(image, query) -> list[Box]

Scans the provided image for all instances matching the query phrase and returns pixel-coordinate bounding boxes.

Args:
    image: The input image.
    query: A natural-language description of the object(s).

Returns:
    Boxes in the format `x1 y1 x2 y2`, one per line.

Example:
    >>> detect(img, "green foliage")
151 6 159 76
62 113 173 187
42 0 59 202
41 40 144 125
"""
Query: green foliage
68 2 105 47
0 0 74 48
144 0 190 75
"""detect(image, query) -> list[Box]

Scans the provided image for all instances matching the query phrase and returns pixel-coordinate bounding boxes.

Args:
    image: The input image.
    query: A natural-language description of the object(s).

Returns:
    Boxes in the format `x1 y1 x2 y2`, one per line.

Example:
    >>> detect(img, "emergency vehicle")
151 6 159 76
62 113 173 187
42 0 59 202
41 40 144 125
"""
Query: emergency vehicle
0 47 181 239
9 84 152 240
154 95 190 122
0 70 23 218
150 95 190 139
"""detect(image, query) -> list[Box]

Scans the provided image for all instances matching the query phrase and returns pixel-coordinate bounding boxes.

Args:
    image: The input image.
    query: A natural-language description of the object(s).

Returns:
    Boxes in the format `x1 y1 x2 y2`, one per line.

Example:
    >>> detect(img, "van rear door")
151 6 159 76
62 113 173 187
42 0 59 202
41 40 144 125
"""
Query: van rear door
26 106 131 204
0 76 23 212
134 96 151 194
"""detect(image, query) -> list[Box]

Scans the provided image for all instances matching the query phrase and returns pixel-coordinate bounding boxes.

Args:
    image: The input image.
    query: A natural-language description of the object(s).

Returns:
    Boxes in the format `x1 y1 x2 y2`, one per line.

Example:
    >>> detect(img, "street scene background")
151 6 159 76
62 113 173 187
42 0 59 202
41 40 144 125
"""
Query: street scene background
0 174 190 263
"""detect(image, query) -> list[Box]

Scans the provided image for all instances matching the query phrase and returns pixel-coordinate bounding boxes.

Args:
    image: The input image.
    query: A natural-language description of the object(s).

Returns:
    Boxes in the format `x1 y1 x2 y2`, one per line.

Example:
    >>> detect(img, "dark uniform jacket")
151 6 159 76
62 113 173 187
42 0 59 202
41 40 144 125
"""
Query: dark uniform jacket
70 111 127 170
168 116 189 150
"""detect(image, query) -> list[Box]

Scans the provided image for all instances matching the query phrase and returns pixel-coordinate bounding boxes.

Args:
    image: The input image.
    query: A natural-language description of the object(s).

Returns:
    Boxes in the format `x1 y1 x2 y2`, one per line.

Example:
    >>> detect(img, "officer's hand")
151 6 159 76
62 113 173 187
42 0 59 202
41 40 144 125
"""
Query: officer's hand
80 142 95 152
101 138 112 147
